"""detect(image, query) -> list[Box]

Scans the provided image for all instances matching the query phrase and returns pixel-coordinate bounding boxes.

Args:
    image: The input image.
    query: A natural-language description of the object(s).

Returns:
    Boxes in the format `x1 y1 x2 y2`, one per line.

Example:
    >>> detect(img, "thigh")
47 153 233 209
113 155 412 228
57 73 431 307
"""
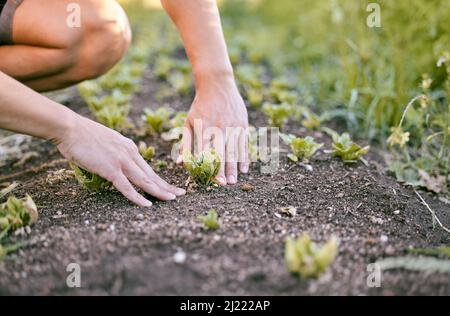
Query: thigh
12 0 129 48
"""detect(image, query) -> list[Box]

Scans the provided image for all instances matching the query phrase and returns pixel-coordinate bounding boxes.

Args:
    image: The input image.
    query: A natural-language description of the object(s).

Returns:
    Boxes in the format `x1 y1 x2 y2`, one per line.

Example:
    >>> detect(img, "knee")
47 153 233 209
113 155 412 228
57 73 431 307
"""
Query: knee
65 0 132 82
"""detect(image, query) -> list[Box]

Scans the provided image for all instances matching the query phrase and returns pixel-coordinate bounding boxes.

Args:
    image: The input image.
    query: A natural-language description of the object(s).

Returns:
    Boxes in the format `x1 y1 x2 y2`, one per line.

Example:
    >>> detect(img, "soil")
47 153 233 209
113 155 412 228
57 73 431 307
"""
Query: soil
0 62 449 296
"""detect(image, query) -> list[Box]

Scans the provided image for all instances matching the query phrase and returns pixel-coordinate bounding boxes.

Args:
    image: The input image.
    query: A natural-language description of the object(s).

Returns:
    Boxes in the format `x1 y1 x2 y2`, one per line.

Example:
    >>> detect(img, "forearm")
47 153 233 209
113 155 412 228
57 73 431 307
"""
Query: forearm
160 0 234 90
0 71 76 144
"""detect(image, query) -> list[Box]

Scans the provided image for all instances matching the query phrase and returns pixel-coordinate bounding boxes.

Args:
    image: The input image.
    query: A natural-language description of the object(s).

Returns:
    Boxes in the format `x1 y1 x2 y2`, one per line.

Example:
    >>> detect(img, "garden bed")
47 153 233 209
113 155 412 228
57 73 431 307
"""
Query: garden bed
0 63 449 295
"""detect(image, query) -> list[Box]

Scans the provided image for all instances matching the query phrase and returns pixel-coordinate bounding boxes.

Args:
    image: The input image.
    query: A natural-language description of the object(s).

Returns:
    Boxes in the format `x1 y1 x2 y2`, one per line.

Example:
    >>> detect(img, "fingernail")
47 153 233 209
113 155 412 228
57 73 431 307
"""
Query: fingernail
143 200 153 208
168 193 177 200
217 176 227 186
175 188 186 195
242 165 249 173
227 175 236 184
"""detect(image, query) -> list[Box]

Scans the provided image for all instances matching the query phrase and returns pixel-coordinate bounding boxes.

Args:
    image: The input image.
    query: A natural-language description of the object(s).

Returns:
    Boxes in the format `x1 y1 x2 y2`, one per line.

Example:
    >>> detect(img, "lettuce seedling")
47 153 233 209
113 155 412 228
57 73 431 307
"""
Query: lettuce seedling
162 112 188 142
154 56 175 80
138 142 155 161
0 195 38 231
281 134 323 163
246 88 264 108
142 107 172 134
168 72 192 95
95 104 130 131
183 149 221 186
198 209 220 230
285 233 339 279
262 102 292 128
331 132 370 164
70 164 112 192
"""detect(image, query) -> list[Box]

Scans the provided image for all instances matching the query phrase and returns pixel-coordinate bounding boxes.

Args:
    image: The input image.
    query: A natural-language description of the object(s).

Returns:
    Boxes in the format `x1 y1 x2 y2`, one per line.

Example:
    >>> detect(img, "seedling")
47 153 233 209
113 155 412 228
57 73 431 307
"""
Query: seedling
198 209 220 230
183 149 221 186
138 142 156 161
246 88 264 108
323 128 369 164
154 160 168 172
95 104 130 131
285 233 339 279
161 112 188 142
70 164 112 192
142 107 172 134
168 72 192 95
262 102 292 128
281 134 323 163
154 56 175 79
0 195 38 231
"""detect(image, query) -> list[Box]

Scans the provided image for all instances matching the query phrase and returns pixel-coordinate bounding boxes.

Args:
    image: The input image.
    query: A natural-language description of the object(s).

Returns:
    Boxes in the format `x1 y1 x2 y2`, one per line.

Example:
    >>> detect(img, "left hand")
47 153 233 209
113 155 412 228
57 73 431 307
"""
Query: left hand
179 76 250 185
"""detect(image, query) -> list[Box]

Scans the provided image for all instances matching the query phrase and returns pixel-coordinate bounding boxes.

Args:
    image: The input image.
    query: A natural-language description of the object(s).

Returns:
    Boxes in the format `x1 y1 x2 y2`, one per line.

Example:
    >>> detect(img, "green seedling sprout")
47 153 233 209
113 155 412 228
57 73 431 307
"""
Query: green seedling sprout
70 163 112 192
95 104 130 131
281 134 323 163
262 102 292 128
285 233 339 279
0 195 38 231
142 107 172 134
332 133 369 164
161 112 188 142
138 142 156 161
198 209 220 230
183 149 221 186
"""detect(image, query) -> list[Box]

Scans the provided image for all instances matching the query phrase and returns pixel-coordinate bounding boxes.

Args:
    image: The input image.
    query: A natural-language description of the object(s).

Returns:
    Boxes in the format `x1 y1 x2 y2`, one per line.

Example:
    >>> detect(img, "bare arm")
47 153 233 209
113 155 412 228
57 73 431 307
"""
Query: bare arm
161 0 250 185
0 71 185 206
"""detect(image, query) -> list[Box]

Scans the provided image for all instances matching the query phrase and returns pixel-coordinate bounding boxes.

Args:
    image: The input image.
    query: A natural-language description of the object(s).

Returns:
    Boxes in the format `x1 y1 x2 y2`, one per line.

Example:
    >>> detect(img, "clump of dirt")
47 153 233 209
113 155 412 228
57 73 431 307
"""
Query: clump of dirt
0 64 449 296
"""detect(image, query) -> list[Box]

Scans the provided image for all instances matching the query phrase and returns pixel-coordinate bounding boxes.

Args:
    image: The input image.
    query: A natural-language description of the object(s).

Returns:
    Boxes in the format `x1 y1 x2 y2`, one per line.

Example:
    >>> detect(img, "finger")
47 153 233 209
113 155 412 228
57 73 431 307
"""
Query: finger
123 161 177 201
238 128 250 173
112 173 153 208
133 154 186 197
213 130 226 186
225 133 238 185
177 123 193 164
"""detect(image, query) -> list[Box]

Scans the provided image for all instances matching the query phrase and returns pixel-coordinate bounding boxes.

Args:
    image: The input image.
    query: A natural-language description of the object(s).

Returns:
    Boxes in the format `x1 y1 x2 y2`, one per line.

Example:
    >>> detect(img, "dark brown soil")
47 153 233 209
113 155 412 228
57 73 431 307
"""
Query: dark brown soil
0 64 449 296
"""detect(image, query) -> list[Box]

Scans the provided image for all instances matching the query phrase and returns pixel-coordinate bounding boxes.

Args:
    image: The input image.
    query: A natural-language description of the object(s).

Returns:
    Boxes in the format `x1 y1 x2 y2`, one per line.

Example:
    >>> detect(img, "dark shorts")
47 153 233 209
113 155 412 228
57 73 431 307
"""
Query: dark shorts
0 0 24 45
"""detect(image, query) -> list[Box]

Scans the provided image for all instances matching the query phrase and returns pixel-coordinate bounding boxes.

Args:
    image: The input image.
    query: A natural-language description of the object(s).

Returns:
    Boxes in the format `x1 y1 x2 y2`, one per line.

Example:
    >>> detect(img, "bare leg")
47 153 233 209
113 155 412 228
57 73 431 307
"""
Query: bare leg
0 0 132 92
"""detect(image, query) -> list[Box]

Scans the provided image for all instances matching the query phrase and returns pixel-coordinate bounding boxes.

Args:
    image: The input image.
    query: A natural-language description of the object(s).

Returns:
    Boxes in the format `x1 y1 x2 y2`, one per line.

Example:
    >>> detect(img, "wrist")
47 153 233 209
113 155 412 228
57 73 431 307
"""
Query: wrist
194 66 236 92
47 104 79 146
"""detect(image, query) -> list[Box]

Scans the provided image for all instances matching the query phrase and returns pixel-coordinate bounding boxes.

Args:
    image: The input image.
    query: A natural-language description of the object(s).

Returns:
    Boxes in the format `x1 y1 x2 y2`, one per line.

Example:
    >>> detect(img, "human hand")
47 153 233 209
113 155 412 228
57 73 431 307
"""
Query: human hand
179 76 250 185
56 114 185 207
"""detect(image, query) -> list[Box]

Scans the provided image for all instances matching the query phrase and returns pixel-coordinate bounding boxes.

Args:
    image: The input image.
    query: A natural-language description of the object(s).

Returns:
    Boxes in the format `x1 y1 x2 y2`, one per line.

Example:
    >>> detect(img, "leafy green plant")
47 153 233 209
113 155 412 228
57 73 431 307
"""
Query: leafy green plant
142 107 172 134
408 247 450 258
138 142 155 161
70 164 112 192
386 54 450 196
161 112 188 142
285 233 339 278
183 149 221 186
281 134 323 163
198 209 220 230
95 104 130 131
262 102 292 128
324 128 369 164
0 195 38 231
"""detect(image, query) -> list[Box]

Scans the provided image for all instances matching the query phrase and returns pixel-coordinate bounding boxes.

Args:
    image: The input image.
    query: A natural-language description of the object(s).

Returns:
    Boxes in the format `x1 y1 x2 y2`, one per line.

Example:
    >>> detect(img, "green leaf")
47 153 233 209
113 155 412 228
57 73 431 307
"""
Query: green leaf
183 149 221 187
142 107 172 134
285 233 339 278
70 163 112 192
331 133 369 163
262 102 293 128
0 195 38 231
198 209 220 230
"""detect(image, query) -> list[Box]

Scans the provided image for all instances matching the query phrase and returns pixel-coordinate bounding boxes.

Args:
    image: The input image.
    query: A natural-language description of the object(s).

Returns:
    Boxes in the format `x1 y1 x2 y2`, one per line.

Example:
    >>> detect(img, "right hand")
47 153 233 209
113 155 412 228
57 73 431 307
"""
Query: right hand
55 114 185 207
